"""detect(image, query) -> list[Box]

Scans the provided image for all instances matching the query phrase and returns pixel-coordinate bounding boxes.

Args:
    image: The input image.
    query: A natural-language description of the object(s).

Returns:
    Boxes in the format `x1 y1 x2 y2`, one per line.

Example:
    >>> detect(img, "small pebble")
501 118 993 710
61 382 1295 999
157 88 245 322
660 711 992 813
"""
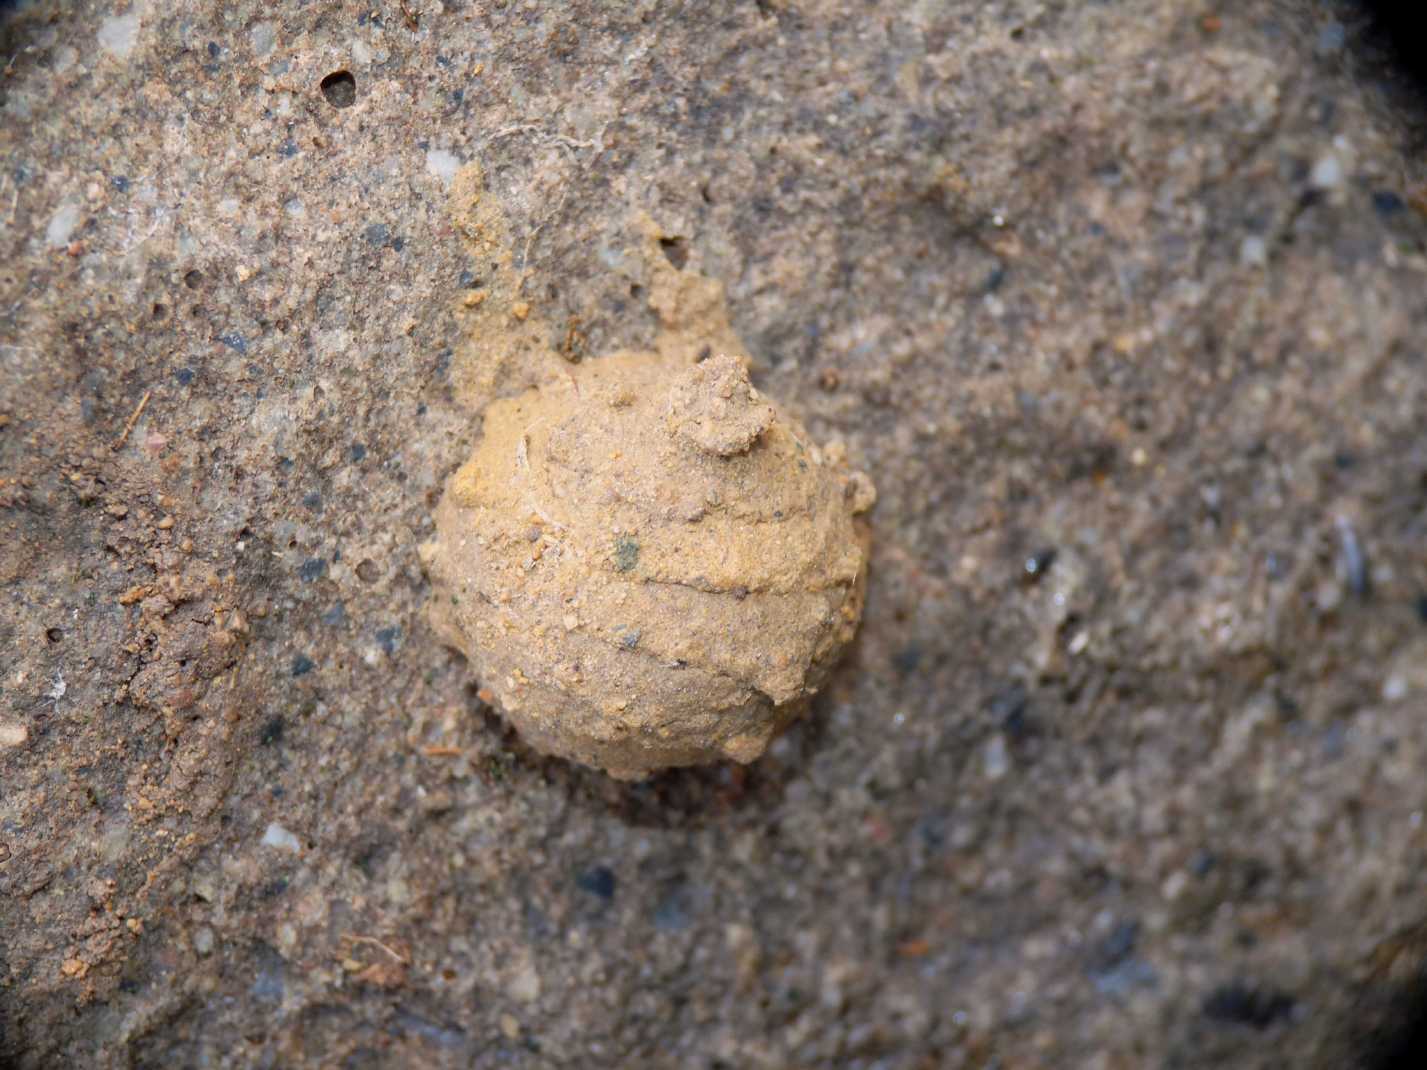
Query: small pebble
1334 516 1370 599
426 148 461 185
1239 235 1268 268
1310 154 1343 191
193 926 216 956
1372 190 1406 218
508 959 542 1003
261 822 301 853
983 734 1009 780
376 626 400 654
575 865 617 900
1023 548 1057 582
46 204 81 249
1315 22 1346 55
250 21 276 56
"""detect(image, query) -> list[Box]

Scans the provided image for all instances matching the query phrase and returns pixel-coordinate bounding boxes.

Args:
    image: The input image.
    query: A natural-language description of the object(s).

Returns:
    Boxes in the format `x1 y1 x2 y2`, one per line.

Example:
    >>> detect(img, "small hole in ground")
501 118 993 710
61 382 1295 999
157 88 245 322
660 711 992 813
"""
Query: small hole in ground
320 70 357 108
658 236 689 270
356 559 381 584
46 628 62 643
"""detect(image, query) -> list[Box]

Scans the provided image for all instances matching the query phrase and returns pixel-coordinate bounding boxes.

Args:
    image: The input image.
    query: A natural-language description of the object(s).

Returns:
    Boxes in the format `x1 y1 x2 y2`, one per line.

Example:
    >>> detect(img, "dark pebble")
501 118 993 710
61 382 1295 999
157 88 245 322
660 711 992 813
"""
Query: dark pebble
259 878 288 899
1189 850 1217 877
302 491 322 512
322 602 347 627
298 558 327 582
110 175 129 193
364 223 390 247
892 644 922 674
1201 983 1295 1029
291 654 315 677
653 884 691 931
375 626 400 655
1417 594 1427 624
987 681 1029 723
1373 190 1406 218
250 967 284 1003
278 138 298 158
1091 920 1139 972
260 716 285 746
391 1011 466 1050
218 333 248 355
913 811 948 849
174 367 195 386
575 865 617 900
350 442 367 462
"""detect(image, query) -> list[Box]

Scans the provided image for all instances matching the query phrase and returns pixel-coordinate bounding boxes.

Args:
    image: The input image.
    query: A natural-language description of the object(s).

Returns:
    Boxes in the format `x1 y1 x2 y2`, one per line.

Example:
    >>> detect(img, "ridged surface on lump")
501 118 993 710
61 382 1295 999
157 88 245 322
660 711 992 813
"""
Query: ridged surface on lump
421 351 873 779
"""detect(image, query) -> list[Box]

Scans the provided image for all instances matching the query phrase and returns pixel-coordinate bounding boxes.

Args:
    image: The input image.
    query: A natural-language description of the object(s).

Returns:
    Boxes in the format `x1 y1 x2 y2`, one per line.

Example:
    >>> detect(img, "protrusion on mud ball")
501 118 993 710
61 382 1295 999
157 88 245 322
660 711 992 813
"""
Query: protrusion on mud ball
320 70 357 108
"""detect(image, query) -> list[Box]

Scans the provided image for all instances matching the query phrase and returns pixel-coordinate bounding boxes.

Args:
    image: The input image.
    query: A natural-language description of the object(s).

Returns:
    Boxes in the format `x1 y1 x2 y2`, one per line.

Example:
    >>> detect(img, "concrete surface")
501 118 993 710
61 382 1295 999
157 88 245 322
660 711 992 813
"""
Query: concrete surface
3 0 1427 1066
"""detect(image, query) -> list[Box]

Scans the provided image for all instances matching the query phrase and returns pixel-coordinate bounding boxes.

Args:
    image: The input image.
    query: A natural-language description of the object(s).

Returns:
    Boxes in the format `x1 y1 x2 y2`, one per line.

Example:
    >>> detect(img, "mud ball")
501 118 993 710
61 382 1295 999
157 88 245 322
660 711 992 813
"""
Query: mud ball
421 352 874 780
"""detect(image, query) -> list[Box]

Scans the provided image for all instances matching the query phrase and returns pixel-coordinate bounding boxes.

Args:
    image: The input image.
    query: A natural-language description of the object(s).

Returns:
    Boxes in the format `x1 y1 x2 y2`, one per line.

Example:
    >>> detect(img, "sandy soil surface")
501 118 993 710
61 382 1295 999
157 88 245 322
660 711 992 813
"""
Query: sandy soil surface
4 1 1427 1066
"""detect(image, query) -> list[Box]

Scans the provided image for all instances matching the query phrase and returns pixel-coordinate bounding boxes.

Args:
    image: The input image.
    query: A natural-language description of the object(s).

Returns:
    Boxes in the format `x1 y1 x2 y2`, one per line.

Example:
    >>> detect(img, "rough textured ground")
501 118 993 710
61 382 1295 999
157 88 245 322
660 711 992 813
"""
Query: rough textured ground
3 0 1427 1066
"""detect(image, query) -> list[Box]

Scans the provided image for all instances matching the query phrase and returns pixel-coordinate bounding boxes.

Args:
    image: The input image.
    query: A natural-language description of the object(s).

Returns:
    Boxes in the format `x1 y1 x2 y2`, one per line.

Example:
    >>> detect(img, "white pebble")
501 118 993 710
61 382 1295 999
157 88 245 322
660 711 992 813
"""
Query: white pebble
426 148 462 186
1310 154 1343 191
261 822 302 853
250 22 276 57
98 12 141 59
509 956 542 1003
983 734 1009 781
46 203 81 248
1239 235 1267 268
193 927 215 956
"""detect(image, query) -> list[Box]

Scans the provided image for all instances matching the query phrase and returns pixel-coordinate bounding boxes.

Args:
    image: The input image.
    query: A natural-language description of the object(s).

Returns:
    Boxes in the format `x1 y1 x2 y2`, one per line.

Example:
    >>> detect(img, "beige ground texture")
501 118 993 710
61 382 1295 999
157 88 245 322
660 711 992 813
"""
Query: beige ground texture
4 0 1427 1067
